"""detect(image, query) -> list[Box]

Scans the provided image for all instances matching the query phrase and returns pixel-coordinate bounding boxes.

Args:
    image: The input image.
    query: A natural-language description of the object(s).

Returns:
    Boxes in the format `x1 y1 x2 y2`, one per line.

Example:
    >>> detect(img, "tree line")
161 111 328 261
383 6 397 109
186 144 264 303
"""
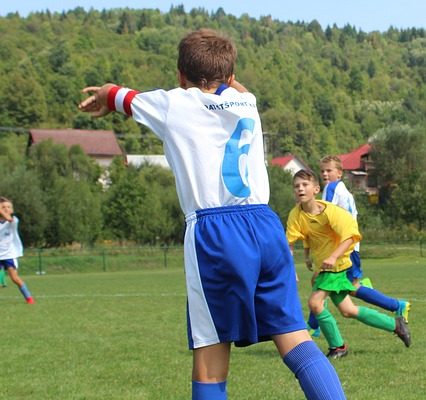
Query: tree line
0 134 296 247
1 6 425 162
0 6 425 246
0 126 424 248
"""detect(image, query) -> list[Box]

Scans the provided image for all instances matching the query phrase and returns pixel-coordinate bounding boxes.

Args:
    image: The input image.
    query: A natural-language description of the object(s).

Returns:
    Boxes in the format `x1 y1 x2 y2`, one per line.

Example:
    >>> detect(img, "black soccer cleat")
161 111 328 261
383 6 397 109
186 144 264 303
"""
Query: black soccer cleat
394 316 411 347
326 344 348 359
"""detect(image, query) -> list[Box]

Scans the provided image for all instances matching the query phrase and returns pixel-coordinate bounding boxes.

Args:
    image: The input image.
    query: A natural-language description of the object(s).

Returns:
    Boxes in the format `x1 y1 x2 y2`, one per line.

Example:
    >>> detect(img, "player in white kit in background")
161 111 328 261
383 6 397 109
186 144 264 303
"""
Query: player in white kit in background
0 197 35 304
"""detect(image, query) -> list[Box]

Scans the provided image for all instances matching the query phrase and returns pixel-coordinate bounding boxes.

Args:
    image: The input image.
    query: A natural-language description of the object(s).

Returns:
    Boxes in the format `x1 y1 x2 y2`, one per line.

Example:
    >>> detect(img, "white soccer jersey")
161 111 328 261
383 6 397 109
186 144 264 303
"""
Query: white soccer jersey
322 180 360 251
0 216 24 260
108 85 269 215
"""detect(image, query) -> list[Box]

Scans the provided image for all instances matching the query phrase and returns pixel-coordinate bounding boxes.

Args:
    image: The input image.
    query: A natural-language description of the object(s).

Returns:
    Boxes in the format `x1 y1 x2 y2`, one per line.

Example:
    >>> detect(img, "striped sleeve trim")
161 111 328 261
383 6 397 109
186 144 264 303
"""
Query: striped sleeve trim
123 90 138 116
107 85 121 111
107 86 139 116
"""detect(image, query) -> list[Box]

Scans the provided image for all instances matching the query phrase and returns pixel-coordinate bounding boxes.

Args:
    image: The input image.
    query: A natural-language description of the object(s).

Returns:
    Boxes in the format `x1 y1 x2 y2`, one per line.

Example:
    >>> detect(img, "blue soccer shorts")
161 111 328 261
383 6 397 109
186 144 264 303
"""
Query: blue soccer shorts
346 250 363 282
0 259 18 270
184 204 306 350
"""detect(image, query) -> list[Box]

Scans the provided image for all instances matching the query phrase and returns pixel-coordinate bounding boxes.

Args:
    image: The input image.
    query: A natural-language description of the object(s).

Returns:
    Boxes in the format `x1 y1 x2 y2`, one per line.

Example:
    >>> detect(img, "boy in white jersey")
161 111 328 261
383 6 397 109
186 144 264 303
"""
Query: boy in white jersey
79 29 347 400
306 155 410 337
286 170 411 359
0 197 34 304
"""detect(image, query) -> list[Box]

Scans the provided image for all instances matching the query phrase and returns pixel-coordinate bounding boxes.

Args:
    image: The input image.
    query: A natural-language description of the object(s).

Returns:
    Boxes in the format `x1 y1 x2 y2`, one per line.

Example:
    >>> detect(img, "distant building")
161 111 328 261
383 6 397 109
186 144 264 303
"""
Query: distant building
270 154 310 175
28 129 123 167
338 143 377 195
126 154 170 169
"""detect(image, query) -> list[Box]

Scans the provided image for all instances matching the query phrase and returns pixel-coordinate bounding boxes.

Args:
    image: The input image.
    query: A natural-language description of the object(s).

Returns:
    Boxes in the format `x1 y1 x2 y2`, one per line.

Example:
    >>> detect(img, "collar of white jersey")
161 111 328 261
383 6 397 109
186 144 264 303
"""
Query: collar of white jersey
214 84 229 95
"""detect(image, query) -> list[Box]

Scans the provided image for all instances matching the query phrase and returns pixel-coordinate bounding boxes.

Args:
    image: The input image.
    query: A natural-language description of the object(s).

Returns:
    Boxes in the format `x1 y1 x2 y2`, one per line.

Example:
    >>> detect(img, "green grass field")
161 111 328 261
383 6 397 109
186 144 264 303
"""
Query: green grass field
0 249 425 399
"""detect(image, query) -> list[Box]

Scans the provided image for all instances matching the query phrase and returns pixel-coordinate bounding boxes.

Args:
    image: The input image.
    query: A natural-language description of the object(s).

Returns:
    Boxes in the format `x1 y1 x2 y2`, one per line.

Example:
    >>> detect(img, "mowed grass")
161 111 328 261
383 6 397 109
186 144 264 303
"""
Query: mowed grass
0 251 425 399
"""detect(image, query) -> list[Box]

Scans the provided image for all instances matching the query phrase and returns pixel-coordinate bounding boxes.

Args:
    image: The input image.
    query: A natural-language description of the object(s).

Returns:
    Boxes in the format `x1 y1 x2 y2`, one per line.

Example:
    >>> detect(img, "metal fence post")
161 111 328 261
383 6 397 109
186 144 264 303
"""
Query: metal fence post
102 249 107 271
163 244 169 268
37 248 43 275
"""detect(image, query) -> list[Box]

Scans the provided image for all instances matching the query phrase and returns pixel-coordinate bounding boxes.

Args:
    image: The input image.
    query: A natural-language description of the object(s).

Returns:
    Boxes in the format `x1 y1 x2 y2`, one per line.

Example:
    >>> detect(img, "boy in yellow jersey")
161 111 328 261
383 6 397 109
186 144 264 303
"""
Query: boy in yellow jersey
306 155 411 338
286 170 411 358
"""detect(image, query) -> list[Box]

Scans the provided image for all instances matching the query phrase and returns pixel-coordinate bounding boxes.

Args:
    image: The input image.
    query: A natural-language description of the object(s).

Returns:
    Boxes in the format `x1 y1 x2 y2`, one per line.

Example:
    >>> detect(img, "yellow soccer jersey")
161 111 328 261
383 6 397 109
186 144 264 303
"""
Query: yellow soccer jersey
286 200 361 272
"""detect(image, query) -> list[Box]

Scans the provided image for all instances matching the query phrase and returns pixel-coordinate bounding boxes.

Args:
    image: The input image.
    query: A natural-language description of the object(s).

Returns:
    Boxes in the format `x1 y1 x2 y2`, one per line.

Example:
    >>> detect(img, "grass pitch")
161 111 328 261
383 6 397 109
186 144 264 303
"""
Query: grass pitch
0 251 425 399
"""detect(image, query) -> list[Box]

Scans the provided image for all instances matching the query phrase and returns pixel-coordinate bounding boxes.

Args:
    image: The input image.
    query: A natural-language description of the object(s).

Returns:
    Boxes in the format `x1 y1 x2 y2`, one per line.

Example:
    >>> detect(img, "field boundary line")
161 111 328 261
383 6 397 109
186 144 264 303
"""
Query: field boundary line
0 292 187 300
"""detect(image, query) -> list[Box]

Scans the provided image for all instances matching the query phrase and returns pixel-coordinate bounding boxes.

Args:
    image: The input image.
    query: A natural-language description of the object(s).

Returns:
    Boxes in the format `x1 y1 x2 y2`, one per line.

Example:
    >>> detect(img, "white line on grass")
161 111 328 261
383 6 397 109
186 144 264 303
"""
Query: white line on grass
0 292 187 300
2 294 426 302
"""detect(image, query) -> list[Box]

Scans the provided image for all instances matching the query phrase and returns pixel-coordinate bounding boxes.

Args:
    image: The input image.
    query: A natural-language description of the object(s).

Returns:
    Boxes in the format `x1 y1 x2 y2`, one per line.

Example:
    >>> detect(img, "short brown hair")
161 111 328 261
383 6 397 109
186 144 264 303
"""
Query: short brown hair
177 29 237 89
293 169 319 184
0 196 12 204
320 155 343 171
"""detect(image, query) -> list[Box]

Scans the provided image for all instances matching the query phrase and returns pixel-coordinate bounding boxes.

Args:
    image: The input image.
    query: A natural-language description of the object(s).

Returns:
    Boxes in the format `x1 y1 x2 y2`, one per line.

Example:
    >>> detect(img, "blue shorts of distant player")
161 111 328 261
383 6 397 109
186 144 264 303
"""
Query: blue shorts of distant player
0 259 17 270
346 251 362 282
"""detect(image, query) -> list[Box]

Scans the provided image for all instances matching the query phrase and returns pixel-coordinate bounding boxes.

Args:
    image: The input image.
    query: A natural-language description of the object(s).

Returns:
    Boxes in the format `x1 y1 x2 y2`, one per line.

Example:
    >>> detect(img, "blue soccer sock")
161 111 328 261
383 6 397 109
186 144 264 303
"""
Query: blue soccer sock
192 381 227 400
19 283 32 300
355 286 399 312
283 341 346 399
307 311 319 329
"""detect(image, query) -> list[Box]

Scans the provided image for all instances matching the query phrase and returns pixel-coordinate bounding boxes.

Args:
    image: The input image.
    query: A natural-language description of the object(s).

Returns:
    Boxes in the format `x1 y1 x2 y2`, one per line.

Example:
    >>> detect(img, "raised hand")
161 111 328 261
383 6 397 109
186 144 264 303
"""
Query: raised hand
78 84 115 117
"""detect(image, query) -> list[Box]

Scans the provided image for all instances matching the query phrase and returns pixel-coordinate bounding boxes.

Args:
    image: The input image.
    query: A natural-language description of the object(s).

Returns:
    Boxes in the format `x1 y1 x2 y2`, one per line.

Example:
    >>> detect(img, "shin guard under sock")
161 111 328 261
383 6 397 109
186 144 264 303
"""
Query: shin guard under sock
283 341 346 399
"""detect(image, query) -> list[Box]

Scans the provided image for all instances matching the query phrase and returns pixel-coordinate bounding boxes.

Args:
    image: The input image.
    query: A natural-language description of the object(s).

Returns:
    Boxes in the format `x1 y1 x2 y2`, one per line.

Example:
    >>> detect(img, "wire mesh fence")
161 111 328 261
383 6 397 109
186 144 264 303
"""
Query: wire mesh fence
16 239 424 276
19 245 184 275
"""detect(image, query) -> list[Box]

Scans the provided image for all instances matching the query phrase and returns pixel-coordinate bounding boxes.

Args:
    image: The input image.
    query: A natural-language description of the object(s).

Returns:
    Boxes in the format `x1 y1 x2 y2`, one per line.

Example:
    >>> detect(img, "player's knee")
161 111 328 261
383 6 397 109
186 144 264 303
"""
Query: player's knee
339 308 357 318
308 298 322 314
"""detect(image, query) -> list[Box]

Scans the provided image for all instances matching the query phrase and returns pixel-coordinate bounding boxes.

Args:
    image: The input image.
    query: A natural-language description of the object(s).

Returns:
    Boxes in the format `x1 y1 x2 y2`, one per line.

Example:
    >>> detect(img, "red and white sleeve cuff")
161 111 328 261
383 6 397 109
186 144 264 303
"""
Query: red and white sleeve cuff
107 85 139 116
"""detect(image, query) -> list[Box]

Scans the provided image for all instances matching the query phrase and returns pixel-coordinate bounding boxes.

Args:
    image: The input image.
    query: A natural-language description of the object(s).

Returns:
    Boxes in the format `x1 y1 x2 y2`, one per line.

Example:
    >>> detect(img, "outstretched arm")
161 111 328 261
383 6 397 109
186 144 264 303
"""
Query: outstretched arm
78 83 116 117
227 74 249 93
229 79 248 93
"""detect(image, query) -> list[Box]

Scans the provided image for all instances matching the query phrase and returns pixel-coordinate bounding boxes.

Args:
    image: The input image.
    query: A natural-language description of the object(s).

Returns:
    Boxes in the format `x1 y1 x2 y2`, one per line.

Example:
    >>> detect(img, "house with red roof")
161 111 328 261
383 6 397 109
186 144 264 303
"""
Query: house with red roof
28 129 123 167
270 154 310 175
338 143 377 195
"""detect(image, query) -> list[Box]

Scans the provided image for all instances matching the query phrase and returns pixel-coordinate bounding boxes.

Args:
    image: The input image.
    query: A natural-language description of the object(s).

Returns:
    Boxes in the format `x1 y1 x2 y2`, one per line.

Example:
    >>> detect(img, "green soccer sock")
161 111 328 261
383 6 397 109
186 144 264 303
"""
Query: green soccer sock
316 308 345 348
356 306 396 332
0 268 6 286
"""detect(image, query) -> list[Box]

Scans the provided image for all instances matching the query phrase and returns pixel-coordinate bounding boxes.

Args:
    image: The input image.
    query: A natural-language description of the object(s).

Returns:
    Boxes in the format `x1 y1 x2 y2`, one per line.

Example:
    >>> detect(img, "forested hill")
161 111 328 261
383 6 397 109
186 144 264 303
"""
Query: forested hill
1 6 425 164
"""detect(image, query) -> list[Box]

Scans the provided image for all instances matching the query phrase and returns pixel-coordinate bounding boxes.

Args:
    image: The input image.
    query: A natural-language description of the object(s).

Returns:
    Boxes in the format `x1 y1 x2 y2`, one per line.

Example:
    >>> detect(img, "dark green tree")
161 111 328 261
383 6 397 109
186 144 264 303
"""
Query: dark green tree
48 40 71 73
370 123 426 230
387 173 426 230
0 133 27 173
102 166 162 243
348 67 364 93
0 165 47 246
47 177 102 246
371 124 425 186
25 140 103 245
314 94 336 127
0 70 47 127
139 165 183 243
27 140 70 191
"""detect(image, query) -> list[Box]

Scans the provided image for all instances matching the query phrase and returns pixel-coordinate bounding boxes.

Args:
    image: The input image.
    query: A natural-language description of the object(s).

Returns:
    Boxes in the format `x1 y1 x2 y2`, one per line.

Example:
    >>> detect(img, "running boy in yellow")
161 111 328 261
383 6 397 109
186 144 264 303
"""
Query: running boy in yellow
286 170 411 358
